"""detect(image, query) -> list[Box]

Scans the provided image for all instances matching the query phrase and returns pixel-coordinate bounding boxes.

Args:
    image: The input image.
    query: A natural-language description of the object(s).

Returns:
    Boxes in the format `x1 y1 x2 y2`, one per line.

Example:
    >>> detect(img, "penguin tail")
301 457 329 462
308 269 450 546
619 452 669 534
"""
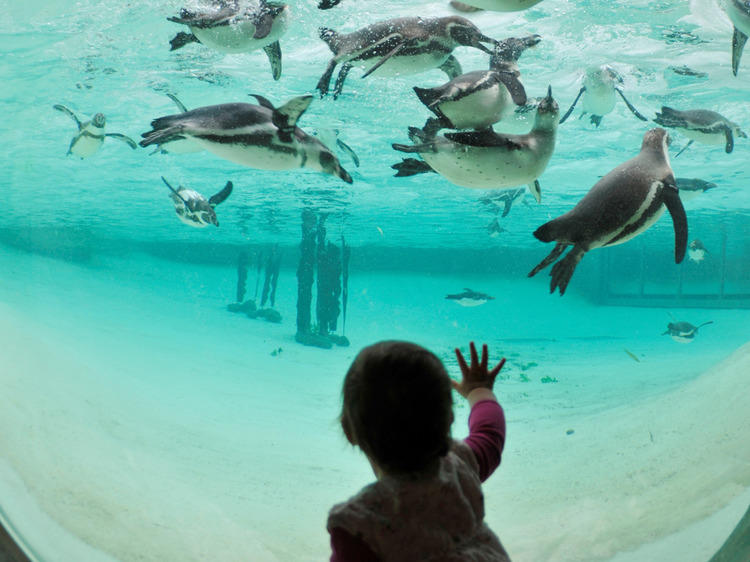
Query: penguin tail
169 31 199 51
532 220 557 243
653 106 684 128
139 125 185 148
413 86 440 109
391 158 434 177
392 143 420 154
319 27 340 52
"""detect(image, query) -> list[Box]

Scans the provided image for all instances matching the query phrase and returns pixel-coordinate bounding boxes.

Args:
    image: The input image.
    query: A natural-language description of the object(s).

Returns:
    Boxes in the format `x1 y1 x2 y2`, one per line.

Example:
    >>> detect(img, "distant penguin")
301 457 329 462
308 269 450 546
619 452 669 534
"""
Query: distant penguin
450 0 544 11
316 16 499 98
688 239 708 262
663 320 713 343
162 176 233 228
318 0 342 7
528 128 687 296
676 177 717 202
53 105 136 158
168 0 289 80
413 34 541 135
139 95 353 183
724 0 750 75
392 86 558 203
487 217 505 238
445 288 495 306
654 106 747 156
481 187 526 217
559 65 647 127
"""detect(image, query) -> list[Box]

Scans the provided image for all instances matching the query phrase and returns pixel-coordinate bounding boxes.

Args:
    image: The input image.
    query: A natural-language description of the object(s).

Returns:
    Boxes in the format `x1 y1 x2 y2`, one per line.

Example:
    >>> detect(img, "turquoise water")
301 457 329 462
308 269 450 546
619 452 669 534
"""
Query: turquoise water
2 0 750 560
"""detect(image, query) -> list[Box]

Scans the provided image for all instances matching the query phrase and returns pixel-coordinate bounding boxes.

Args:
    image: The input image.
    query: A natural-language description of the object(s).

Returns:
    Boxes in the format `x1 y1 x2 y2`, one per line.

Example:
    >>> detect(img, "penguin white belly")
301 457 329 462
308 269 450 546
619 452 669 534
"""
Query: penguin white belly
688 248 705 262
455 298 485 307
459 0 544 11
725 1 750 35
438 84 512 130
671 334 694 343
71 132 104 158
161 138 203 154
357 51 450 77
196 137 303 170
582 84 616 116
679 128 725 145
192 10 289 53
422 141 551 189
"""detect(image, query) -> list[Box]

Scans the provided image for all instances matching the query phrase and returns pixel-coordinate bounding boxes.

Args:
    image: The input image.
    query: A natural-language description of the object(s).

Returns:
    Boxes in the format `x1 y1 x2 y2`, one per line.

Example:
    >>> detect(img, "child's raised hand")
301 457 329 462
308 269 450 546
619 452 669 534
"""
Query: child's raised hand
453 342 506 399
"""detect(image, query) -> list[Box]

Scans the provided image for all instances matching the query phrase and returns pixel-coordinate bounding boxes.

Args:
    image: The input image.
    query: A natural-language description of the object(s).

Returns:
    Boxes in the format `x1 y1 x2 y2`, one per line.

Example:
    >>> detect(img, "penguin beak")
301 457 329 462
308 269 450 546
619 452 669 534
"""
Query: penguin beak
545 85 553 101
476 34 500 54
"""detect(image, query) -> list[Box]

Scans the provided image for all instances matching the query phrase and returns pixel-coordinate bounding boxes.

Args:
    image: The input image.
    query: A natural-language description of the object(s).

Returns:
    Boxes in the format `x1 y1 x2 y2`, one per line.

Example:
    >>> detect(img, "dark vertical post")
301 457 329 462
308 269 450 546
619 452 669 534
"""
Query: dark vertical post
296 209 316 337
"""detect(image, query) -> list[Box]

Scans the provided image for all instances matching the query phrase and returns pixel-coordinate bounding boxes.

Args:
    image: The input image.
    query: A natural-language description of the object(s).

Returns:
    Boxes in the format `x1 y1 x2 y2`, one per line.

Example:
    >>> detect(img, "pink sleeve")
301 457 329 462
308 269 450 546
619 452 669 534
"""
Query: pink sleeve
330 526 380 562
463 399 506 482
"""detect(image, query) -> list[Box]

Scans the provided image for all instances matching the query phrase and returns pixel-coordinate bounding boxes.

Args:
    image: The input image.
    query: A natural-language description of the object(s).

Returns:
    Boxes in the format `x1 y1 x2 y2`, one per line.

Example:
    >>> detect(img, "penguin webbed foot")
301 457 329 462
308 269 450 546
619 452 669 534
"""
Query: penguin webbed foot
316 59 338 98
169 31 199 51
391 158 434 177
590 114 603 127
333 63 352 100
549 247 585 296
528 242 567 278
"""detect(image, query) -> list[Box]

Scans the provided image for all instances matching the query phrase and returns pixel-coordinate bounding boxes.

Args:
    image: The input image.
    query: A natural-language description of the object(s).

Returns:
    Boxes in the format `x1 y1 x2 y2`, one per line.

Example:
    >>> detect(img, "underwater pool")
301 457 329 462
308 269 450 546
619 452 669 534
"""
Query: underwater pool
1 0 750 560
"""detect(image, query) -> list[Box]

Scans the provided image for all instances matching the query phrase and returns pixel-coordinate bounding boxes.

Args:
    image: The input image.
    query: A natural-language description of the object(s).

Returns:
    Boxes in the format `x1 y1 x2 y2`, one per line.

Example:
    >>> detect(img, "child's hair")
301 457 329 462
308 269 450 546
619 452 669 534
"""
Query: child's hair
341 341 454 475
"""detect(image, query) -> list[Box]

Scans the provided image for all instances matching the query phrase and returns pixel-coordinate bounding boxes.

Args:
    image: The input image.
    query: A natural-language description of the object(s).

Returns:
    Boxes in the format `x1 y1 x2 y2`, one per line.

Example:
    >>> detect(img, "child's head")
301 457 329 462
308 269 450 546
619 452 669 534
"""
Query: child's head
340 341 454 476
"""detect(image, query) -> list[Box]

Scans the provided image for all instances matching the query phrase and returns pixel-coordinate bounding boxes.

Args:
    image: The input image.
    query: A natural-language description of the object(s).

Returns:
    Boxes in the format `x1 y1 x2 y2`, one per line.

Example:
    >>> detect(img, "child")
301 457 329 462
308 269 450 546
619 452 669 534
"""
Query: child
327 340 509 561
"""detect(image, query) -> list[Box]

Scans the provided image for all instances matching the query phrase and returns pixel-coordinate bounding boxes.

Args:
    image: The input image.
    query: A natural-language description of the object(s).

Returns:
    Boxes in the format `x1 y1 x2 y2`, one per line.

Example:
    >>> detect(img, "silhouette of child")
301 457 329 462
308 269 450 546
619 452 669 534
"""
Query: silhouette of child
327 340 509 561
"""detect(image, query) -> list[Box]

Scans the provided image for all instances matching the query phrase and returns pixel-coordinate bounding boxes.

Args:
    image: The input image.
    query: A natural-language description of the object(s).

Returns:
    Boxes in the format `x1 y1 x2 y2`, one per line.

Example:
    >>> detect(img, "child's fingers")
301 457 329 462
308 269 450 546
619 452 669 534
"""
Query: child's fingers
480 343 489 371
489 357 506 378
469 341 479 367
455 347 469 374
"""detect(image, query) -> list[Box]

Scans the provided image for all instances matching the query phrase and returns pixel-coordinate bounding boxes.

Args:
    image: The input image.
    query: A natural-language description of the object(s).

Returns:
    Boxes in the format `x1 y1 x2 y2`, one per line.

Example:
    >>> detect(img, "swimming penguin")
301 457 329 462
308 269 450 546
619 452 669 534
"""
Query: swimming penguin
317 0 342 7
139 95 353 183
724 0 750 75
662 320 713 343
168 0 289 80
53 104 137 158
316 16 499 99
654 106 747 156
559 64 648 127
528 128 687 296
480 187 526 217
149 94 204 155
413 34 541 135
450 0 544 11
676 177 717 202
688 239 708 262
392 86 558 203
445 288 495 306
162 176 233 228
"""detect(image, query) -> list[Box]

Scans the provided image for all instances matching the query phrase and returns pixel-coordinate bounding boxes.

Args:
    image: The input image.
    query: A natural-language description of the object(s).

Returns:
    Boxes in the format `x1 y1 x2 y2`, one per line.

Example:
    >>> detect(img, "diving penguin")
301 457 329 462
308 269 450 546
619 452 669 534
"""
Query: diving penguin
316 16 499 99
559 64 648 127
445 288 495 306
53 105 137 158
450 0 544 11
662 320 713 343
139 95 353 183
413 34 541 135
168 0 289 80
162 176 233 228
688 239 708 263
392 86 558 203
480 187 526 218
654 106 747 156
676 177 717 202
723 0 750 75
317 0 342 7
528 128 687 296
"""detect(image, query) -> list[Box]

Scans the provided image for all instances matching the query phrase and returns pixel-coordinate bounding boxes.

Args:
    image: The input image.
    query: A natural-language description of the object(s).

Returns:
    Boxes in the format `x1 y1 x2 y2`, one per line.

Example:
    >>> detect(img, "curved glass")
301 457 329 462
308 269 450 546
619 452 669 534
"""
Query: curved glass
1 0 749 560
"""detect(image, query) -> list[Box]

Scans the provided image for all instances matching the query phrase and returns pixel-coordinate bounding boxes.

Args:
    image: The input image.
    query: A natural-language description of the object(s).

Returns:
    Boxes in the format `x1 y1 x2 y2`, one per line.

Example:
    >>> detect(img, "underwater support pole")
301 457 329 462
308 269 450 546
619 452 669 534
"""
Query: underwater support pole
341 234 349 336
236 250 249 303
296 208 317 338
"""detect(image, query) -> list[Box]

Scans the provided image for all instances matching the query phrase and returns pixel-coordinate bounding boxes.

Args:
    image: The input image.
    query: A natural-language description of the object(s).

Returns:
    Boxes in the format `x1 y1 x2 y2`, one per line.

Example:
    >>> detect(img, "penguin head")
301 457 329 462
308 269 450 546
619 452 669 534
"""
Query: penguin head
534 86 559 128
92 113 106 127
305 139 353 184
444 17 497 53
492 34 542 65
641 128 670 156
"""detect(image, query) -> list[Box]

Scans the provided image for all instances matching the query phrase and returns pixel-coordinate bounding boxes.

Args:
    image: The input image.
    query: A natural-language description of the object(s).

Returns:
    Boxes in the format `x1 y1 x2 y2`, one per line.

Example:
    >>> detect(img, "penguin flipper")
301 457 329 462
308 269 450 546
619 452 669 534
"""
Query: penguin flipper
336 139 360 167
723 125 734 153
674 139 694 158
450 0 484 11
263 41 282 81
500 197 513 218
169 31 200 51
732 27 748 76
105 133 138 149
391 158 435 176
662 180 688 264
438 55 463 80
549 246 586 296
362 42 406 79
209 181 233 207
614 87 648 121
528 180 541 204
497 71 527 106
54 104 82 129
167 93 188 113
161 177 189 205
558 87 585 124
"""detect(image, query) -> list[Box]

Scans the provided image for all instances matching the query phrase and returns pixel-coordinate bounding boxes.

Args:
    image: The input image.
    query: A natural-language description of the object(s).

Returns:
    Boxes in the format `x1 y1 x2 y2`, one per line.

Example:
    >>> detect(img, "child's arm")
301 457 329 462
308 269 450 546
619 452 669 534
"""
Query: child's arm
329 527 379 562
454 342 507 482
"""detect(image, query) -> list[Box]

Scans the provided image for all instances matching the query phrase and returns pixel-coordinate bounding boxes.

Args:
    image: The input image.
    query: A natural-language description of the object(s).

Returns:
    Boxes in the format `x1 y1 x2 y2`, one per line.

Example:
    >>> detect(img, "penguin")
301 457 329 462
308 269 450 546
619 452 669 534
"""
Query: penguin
318 0 342 7
392 86 558 203
445 288 495 306
139 95 353 183
654 106 747 156
676 177 717 202
53 105 137 158
662 321 713 343
480 187 526 217
450 0 544 11
559 64 648 127
528 128 687 296
724 0 750 75
168 0 289 80
688 239 708 262
162 176 233 228
316 16 499 99
413 34 541 135
310 128 360 167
